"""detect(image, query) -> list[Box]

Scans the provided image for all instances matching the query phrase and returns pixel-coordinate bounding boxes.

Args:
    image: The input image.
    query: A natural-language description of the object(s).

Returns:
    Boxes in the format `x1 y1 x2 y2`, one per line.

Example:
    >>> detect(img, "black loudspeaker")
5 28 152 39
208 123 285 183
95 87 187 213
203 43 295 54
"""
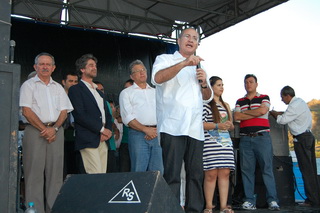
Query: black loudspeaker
52 171 184 213
255 156 295 207
0 63 21 212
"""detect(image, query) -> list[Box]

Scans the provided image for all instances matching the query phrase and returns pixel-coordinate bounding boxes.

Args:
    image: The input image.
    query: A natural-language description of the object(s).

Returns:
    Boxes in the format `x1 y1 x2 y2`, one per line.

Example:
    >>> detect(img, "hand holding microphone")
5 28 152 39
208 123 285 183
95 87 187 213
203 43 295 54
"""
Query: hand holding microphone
184 54 206 85
197 62 203 83
196 60 207 86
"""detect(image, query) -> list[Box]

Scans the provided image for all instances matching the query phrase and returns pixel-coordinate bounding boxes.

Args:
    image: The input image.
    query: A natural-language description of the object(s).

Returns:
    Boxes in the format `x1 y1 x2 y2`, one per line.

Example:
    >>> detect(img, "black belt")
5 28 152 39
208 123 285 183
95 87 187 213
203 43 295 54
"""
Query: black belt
145 125 157 127
241 132 264 137
26 122 56 127
44 122 56 127
293 130 311 138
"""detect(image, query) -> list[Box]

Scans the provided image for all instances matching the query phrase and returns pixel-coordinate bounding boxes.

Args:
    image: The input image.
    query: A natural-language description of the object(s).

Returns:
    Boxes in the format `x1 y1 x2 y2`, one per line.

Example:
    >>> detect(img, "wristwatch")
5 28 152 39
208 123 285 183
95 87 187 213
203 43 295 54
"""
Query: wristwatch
54 126 59 132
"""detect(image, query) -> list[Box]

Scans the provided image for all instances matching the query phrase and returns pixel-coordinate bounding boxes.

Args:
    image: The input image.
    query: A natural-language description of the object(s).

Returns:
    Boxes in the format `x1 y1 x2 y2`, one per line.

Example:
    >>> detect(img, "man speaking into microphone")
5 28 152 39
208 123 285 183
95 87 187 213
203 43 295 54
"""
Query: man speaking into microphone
152 27 213 212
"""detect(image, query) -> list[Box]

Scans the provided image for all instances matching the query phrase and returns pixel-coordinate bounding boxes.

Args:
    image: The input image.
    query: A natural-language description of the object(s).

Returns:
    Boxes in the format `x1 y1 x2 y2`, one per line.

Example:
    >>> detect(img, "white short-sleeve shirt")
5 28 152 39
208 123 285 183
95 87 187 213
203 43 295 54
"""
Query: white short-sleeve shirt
19 75 73 123
151 51 212 141
119 83 157 126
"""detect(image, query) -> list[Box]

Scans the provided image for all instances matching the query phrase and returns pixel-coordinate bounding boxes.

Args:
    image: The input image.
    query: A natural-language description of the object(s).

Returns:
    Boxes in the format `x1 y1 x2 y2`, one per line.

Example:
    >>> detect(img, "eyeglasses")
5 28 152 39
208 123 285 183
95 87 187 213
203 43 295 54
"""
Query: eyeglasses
182 34 199 43
131 68 147 74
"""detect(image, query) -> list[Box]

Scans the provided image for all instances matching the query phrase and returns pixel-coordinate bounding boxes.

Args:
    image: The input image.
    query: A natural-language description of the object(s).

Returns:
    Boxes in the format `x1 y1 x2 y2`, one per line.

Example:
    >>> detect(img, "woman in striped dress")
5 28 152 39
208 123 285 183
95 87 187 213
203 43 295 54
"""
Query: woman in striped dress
203 76 235 213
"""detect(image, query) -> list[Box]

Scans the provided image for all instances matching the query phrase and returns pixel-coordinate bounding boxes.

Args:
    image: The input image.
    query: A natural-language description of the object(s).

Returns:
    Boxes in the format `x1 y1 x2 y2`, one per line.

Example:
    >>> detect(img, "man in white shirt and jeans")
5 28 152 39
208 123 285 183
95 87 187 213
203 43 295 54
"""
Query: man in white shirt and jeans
119 59 163 174
270 85 320 207
151 27 213 212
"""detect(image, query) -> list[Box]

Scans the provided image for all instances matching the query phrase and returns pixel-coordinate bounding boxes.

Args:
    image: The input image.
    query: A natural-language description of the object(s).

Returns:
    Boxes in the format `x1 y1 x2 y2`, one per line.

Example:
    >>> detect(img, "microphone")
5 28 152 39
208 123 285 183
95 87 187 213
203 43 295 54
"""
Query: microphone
10 40 16 64
197 62 202 83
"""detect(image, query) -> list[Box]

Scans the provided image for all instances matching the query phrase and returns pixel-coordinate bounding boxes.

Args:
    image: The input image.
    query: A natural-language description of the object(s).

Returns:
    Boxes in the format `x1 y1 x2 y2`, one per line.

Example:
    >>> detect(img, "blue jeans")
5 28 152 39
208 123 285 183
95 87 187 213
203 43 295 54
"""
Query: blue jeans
128 128 163 174
239 132 278 204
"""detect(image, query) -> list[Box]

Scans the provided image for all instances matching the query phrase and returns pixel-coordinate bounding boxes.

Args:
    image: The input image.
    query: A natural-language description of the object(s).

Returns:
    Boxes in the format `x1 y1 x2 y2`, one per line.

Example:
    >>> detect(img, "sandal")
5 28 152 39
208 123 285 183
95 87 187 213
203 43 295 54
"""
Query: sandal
203 209 213 213
219 208 234 213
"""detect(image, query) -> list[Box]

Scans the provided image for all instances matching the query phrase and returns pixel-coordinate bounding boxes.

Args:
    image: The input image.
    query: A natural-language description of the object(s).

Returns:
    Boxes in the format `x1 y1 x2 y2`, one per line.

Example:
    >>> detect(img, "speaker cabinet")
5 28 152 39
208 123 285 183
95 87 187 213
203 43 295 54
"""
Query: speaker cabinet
52 171 184 213
255 156 295 207
0 63 20 212
232 154 295 208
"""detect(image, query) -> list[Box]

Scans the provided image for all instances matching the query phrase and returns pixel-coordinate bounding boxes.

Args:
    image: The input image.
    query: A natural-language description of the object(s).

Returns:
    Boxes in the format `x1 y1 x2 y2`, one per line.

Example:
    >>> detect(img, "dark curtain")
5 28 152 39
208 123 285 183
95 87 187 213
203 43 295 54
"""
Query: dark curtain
11 18 177 104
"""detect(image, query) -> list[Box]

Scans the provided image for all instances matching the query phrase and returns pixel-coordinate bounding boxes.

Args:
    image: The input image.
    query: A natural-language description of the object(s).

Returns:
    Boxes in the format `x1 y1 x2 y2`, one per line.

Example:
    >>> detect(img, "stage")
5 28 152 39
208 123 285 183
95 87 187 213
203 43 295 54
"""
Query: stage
231 204 320 213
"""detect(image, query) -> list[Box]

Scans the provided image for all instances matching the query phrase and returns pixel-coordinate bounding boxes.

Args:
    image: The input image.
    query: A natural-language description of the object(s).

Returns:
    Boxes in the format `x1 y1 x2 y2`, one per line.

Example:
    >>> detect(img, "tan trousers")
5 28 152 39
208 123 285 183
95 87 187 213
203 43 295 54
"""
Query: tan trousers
80 141 108 174
23 125 64 213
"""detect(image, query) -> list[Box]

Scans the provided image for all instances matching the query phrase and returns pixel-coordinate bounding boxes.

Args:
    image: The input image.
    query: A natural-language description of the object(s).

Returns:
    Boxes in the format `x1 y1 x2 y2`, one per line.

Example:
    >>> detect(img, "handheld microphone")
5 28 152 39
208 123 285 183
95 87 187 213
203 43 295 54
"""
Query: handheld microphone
10 40 16 64
197 62 202 83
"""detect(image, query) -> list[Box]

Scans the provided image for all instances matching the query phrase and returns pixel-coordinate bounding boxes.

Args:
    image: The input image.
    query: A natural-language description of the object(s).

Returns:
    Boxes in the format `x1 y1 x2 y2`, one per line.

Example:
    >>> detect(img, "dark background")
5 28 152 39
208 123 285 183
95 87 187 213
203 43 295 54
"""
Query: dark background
11 18 177 104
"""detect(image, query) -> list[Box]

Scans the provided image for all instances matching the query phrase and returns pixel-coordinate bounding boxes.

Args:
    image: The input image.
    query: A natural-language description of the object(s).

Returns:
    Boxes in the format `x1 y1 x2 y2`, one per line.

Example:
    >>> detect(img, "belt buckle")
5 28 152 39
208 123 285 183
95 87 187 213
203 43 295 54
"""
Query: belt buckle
249 133 256 137
46 122 54 127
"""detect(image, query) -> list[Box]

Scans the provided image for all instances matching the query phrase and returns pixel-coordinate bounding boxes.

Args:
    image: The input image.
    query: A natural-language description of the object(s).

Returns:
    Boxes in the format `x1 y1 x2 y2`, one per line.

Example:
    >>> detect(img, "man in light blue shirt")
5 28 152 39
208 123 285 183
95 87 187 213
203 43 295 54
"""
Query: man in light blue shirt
270 85 320 207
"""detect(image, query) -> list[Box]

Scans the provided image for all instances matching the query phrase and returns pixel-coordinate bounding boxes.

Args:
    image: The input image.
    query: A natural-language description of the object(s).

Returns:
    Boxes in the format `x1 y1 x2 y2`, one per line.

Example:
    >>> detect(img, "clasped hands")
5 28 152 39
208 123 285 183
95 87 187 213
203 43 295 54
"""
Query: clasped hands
144 127 157 141
100 128 112 142
220 120 233 131
41 127 56 143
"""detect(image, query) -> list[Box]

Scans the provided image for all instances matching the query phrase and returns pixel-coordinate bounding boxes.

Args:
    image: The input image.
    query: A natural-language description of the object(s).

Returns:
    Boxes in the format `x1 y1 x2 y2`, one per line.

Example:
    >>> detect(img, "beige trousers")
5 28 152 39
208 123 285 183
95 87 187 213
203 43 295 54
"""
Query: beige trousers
80 141 108 174
23 125 64 213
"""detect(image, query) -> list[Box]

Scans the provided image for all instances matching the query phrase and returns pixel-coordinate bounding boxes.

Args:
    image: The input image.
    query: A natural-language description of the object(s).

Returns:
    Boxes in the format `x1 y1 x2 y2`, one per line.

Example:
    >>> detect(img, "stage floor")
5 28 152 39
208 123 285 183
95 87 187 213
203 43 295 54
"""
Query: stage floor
229 204 320 213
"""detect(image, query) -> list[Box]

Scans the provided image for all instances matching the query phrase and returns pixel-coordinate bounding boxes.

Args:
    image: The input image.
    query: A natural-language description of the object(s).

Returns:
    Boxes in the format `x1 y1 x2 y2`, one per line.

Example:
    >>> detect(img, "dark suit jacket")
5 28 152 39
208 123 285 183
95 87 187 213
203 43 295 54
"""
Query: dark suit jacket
68 81 112 150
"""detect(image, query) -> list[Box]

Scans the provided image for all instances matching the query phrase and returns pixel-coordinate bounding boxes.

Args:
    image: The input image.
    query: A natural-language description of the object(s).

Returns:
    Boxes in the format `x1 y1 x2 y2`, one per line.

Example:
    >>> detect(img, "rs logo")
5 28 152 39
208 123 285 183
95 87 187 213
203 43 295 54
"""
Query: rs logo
122 188 134 201
108 180 141 203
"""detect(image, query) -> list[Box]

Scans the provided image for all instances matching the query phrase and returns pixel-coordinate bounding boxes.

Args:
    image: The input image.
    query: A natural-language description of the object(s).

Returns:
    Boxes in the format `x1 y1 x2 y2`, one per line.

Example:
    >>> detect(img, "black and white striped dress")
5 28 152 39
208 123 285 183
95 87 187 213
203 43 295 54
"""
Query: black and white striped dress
203 103 235 171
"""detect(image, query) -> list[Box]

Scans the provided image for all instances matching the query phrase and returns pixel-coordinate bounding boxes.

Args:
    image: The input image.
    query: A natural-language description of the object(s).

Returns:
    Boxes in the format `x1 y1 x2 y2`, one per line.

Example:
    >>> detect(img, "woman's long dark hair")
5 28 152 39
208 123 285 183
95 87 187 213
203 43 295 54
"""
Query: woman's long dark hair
209 76 231 123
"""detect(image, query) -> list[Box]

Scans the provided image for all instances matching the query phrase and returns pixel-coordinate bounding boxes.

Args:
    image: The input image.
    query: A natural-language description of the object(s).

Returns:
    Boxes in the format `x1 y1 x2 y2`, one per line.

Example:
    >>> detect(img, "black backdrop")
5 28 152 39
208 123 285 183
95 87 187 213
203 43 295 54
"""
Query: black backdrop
11 18 177 104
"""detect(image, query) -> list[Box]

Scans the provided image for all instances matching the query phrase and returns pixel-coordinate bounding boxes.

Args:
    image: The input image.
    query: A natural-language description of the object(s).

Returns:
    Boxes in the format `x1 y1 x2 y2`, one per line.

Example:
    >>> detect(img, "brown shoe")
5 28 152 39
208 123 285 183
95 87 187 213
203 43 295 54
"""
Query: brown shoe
298 202 312 207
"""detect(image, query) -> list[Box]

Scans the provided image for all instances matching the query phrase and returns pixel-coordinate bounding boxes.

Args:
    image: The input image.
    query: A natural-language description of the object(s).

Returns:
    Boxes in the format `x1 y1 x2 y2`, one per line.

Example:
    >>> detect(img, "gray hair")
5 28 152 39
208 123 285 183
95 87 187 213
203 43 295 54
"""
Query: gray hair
34 52 55 65
129 59 145 73
178 27 200 43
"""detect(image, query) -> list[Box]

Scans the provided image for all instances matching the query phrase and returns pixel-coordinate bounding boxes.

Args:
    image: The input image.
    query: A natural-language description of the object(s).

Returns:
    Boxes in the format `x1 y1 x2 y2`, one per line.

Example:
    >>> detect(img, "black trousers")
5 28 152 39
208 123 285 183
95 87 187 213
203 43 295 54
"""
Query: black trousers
160 133 204 213
294 131 320 206
119 143 131 172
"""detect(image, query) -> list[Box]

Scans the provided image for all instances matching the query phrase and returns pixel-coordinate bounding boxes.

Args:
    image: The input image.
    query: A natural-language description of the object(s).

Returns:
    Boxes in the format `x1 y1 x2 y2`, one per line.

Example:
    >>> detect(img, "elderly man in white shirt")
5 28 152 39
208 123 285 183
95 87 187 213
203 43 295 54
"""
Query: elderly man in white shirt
119 59 163 174
270 86 320 207
151 27 213 213
20 52 73 213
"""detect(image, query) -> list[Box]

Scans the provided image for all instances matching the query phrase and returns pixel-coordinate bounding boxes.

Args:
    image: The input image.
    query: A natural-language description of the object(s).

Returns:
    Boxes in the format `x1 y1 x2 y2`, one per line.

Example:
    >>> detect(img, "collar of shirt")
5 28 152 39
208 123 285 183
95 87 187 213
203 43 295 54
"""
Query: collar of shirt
81 79 106 125
81 79 98 90
132 82 153 90
173 51 186 62
289 96 297 104
244 92 260 99
33 75 56 86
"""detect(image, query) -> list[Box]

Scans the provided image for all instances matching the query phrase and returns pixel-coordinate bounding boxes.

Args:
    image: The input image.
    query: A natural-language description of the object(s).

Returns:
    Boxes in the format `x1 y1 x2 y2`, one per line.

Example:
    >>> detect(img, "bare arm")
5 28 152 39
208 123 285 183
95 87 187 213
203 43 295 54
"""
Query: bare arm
128 119 157 140
197 67 212 100
244 104 269 117
225 102 234 131
53 110 68 129
234 104 269 121
234 111 255 121
269 110 283 119
22 107 47 131
203 121 233 131
22 107 68 143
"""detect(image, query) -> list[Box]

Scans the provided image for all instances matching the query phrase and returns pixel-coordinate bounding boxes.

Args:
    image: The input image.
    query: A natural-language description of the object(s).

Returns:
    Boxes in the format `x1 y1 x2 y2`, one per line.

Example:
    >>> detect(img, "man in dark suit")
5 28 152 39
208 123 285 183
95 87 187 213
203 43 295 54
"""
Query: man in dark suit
68 54 112 174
